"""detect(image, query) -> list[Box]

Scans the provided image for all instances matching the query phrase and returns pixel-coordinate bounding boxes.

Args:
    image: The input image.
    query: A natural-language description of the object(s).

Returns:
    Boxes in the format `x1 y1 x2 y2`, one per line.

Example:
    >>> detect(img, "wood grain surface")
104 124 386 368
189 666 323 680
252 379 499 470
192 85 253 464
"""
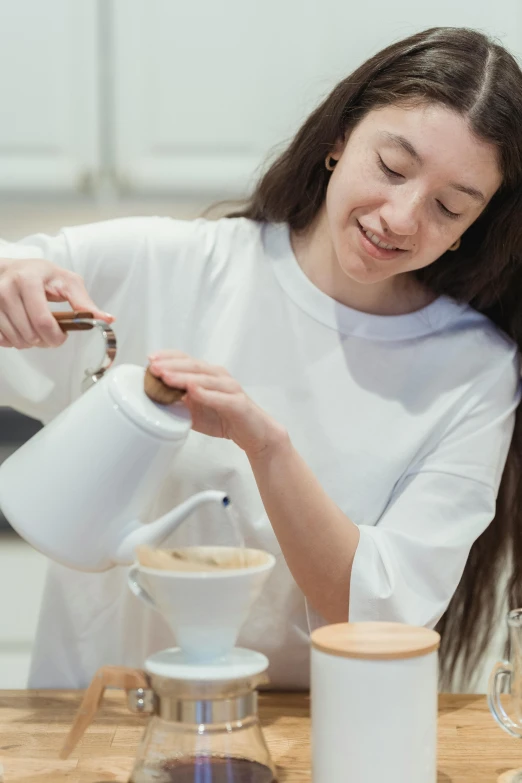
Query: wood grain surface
0 691 520 781
311 621 440 660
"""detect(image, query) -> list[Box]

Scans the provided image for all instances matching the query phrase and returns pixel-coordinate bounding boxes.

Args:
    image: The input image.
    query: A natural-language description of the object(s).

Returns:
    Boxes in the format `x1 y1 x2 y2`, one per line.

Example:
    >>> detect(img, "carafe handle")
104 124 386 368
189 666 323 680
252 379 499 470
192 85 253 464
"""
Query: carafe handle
60 665 152 759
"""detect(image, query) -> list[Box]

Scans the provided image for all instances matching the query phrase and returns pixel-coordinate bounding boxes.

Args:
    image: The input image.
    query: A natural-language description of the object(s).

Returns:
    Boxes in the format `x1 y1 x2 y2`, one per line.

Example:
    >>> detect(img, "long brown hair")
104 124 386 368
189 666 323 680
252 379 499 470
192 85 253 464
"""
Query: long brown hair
227 27 522 689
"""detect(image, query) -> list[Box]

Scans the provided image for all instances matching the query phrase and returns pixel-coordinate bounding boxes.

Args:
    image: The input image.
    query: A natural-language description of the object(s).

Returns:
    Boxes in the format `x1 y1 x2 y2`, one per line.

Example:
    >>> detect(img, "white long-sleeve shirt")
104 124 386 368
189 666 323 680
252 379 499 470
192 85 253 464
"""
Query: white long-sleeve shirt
0 216 519 689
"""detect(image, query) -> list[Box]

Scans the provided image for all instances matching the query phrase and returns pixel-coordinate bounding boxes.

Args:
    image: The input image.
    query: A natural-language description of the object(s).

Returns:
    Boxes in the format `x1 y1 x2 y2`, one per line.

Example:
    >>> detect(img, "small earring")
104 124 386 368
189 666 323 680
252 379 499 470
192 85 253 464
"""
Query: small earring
325 155 337 171
449 237 461 252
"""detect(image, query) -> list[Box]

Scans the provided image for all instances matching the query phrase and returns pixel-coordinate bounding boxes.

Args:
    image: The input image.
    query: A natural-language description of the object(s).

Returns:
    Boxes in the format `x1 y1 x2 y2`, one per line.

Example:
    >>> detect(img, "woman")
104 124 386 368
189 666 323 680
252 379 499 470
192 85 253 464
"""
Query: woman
0 26 521 690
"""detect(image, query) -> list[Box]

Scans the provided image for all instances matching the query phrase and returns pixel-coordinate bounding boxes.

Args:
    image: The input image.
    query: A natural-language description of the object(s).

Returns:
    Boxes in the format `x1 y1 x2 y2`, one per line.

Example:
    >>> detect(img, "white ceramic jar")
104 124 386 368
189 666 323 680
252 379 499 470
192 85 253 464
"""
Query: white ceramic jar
311 622 440 783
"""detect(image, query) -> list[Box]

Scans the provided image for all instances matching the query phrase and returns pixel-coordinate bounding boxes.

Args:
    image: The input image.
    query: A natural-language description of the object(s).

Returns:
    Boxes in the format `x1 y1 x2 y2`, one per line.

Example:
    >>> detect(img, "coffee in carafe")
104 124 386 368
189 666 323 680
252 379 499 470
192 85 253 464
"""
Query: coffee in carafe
131 756 276 783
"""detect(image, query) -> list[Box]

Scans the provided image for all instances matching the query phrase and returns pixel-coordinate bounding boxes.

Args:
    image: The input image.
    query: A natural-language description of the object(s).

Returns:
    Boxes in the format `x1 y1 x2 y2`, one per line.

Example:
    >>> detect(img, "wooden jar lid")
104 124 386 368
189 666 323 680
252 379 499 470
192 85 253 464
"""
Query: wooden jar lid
311 622 440 661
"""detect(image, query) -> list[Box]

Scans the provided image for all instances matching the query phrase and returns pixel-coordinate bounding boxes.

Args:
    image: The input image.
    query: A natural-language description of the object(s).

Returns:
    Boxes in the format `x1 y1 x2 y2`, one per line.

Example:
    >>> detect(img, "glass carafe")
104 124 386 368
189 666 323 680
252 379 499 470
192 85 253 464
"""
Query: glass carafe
129 671 276 783
60 661 277 783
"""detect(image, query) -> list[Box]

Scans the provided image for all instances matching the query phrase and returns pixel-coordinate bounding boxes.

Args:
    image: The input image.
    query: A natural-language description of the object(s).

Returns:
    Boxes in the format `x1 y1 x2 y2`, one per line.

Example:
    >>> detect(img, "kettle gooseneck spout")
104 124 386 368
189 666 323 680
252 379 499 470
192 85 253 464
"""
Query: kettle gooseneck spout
112 490 230 566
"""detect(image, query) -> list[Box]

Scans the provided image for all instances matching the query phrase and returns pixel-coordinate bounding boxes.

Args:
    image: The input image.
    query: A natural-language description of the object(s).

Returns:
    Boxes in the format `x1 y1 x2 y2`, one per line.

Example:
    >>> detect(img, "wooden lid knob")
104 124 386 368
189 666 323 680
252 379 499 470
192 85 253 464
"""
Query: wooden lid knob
144 367 185 405
311 622 440 660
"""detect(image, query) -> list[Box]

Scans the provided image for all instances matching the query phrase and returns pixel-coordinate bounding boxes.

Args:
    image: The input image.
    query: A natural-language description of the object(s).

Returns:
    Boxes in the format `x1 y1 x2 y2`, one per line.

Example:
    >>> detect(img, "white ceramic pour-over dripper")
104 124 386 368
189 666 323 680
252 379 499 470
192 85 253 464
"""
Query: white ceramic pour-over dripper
128 547 276 662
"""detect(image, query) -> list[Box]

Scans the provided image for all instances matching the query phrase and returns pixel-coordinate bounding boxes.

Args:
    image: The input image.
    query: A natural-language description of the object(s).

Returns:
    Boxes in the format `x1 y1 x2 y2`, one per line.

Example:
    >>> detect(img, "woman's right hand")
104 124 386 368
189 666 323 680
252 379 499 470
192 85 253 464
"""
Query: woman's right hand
0 257 114 349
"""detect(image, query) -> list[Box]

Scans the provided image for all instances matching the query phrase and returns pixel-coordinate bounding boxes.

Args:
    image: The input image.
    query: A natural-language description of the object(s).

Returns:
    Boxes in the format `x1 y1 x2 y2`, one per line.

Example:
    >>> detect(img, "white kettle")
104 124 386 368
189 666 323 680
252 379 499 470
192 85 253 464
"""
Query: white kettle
0 351 229 572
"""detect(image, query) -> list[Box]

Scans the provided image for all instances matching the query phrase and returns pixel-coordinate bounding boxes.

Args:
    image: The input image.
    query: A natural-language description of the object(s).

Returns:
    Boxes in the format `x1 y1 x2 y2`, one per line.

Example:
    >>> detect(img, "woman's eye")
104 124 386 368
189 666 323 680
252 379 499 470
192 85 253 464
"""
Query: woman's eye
437 201 461 220
378 155 402 179
378 154 462 220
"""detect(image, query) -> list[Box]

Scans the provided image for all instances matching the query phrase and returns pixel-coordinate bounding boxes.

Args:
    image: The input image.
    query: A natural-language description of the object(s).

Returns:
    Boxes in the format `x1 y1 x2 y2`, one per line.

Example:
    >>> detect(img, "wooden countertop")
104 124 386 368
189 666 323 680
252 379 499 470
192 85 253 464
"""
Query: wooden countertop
0 690 521 781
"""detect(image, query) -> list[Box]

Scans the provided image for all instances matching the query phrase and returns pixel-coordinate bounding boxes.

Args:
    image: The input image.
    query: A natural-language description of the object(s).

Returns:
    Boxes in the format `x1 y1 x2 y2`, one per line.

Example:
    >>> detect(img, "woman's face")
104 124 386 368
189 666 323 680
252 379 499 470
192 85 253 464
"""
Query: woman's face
326 103 502 285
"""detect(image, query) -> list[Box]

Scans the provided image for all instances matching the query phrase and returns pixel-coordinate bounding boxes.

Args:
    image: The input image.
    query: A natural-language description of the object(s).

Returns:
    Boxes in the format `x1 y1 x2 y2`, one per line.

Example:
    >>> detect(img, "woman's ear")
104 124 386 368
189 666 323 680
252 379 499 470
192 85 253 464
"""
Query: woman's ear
330 134 349 161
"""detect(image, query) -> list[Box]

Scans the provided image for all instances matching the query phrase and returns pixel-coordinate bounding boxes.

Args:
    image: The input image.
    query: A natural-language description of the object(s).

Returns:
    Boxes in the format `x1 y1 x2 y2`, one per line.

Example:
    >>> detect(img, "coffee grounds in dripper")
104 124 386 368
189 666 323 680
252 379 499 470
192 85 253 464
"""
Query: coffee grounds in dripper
135 545 266 572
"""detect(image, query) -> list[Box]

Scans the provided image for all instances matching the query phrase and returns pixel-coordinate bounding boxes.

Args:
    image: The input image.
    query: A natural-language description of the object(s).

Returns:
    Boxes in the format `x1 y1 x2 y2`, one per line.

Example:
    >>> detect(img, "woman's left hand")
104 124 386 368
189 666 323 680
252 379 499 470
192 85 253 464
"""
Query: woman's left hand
148 350 287 459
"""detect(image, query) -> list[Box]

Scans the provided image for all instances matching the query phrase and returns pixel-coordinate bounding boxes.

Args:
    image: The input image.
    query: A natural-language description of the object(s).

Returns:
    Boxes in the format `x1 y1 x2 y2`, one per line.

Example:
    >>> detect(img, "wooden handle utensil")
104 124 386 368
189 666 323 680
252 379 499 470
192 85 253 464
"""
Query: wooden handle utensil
52 310 95 332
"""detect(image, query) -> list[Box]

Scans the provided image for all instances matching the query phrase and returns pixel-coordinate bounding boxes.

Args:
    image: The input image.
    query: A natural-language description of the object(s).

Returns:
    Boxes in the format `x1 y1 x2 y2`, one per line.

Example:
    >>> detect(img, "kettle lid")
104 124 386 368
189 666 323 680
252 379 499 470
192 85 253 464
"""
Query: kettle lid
107 364 192 440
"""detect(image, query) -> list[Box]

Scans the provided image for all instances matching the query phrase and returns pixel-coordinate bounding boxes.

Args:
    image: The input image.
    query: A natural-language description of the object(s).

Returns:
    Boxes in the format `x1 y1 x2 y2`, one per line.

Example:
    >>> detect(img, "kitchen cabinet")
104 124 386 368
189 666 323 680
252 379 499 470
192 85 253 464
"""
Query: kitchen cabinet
111 0 522 196
0 0 98 192
110 0 327 196
1 0 521 196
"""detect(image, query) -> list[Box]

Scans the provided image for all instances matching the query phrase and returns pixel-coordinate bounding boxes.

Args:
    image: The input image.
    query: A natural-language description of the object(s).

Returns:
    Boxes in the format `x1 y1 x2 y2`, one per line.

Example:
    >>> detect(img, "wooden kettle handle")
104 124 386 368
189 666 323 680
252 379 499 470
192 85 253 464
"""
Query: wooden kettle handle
52 310 95 332
60 666 150 759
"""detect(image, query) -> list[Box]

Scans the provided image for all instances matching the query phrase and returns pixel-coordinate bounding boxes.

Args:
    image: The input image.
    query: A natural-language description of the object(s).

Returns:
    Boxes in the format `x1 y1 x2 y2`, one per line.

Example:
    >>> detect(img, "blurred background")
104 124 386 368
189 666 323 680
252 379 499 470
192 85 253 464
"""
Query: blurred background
0 0 521 688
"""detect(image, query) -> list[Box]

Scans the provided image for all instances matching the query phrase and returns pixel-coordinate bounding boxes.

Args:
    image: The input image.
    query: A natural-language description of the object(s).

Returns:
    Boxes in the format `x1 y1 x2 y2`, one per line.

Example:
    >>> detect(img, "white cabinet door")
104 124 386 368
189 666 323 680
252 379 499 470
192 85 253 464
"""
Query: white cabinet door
0 0 98 192
112 0 329 196
112 0 522 197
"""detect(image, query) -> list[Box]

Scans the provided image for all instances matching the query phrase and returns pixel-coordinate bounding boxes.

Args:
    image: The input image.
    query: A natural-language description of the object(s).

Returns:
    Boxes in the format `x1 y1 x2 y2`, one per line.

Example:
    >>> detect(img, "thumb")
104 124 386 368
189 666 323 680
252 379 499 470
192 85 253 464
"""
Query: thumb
47 278 115 323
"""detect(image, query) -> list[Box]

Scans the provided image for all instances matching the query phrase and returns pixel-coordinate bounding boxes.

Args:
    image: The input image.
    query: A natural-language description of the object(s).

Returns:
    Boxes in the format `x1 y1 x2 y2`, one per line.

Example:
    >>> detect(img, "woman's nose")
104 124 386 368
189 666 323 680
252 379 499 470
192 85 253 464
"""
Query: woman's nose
380 191 421 237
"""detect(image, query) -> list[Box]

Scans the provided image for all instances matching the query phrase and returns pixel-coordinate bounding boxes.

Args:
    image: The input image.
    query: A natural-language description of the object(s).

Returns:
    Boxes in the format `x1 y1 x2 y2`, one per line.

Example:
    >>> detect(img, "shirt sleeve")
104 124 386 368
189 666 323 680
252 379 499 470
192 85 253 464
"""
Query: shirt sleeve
0 231 80 422
348 345 522 629
0 216 207 423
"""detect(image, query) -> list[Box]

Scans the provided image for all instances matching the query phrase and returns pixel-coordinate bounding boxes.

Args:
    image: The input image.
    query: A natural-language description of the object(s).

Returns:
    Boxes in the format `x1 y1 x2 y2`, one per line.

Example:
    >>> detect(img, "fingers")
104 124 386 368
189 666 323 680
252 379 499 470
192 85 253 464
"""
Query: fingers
0 305 30 349
21 280 67 347
0 271 38 348
148 354 239 395
55 275 114 323
157 371 239 394
148 354 229 378
0 258 115 350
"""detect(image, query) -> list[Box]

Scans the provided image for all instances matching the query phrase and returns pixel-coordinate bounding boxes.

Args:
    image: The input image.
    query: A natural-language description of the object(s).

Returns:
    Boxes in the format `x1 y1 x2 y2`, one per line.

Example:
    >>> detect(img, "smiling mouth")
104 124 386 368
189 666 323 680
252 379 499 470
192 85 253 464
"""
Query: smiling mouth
356 221 407 252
